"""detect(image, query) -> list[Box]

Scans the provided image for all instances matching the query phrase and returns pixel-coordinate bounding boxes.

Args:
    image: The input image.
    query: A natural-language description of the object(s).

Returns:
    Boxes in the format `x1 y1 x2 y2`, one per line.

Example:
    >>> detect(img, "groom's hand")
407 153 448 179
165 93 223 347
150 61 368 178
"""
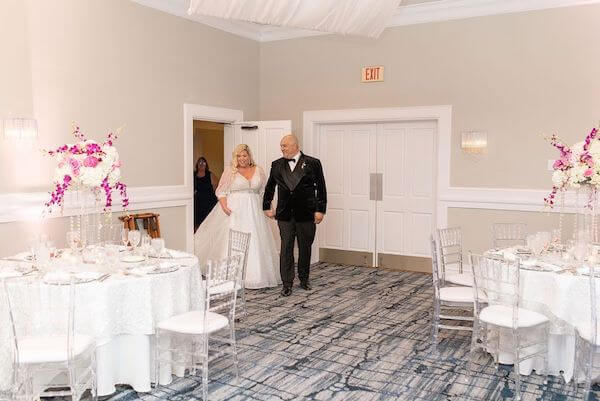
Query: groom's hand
264 210 275 219
314 212 324 224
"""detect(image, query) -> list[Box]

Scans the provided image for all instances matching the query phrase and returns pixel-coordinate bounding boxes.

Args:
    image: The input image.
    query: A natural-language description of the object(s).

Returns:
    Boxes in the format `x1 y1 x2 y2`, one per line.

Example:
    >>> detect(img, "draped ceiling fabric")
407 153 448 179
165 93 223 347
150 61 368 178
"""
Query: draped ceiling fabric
187 0 403 38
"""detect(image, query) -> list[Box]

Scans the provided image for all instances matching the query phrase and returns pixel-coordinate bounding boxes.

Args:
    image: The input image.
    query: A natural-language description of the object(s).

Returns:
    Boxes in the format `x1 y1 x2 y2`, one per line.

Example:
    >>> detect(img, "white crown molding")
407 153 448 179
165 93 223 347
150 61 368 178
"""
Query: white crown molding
390 0 600 27
130 0 600 42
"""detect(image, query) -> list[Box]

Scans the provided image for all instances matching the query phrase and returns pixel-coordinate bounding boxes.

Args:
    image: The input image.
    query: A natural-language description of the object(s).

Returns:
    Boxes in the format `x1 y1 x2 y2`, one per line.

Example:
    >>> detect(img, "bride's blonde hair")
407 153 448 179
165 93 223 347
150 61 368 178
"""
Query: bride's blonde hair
231 144 256 170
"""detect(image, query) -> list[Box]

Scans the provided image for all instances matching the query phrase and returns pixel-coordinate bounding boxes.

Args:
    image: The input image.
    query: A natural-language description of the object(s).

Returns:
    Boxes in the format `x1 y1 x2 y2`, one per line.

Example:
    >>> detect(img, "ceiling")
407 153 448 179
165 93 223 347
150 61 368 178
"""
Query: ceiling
130 0 600 42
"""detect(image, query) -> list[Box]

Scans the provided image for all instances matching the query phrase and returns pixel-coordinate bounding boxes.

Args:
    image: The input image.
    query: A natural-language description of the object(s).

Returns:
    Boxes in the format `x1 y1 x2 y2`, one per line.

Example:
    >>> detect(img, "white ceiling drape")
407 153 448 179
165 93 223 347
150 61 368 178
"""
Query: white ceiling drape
187 0 402 38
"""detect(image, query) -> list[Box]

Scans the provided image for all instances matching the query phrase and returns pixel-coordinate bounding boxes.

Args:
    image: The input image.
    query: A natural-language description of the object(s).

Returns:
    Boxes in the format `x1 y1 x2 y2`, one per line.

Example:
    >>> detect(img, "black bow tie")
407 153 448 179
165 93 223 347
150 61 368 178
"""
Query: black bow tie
285 158 296 162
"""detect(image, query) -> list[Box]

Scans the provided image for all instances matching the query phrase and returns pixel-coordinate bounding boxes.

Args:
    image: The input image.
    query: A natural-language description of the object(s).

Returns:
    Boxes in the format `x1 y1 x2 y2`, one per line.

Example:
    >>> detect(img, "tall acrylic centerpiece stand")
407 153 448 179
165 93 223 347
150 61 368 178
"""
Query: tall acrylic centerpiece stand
69 187 116 247
573 186 599 253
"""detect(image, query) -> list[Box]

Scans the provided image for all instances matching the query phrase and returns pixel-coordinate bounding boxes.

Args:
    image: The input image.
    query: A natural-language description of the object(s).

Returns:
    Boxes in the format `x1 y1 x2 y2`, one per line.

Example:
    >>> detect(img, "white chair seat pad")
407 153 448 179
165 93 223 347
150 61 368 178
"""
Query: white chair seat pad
207 282 242 295
439 286 474 303
479 305 549 329
575 322 600 345
18 335 95 364
157 310 229 334
445 272 473 287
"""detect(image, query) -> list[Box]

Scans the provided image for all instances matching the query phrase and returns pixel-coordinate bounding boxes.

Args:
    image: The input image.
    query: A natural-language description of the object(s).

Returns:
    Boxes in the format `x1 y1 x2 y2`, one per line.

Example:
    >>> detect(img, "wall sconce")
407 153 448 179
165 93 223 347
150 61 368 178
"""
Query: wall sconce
461 131 487 154
3 118 38 140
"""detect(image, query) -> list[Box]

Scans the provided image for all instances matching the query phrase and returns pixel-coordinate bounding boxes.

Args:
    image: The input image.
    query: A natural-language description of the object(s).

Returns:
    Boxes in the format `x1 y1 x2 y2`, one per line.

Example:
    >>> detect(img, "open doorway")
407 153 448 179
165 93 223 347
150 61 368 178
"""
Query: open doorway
193 120 225 232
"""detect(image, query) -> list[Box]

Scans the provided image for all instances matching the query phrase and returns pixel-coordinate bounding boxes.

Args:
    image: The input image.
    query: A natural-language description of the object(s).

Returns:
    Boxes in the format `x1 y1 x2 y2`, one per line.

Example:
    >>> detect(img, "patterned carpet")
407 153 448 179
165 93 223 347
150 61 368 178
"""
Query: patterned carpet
59 263 586 400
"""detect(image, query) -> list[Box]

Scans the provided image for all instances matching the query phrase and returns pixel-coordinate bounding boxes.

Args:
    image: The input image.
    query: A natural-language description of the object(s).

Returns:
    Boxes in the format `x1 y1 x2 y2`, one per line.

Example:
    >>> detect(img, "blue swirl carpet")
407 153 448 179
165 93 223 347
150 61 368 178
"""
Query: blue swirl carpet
65 263 586 400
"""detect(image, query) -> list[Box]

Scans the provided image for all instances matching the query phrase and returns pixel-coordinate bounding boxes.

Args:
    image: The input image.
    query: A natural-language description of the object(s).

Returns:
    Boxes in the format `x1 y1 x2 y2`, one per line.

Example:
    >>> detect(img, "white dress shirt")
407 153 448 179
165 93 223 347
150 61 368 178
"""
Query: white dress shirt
288 152 301 171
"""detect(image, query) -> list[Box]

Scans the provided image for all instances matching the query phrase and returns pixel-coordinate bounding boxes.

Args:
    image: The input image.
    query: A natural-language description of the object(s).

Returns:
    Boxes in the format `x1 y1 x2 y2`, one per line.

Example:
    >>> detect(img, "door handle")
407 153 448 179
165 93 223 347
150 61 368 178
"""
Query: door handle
369 173 382 201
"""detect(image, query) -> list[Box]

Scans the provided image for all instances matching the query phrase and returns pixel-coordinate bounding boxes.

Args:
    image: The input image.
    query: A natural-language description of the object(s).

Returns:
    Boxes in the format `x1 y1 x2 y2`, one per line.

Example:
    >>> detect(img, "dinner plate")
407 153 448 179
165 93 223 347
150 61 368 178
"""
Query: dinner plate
121 255 145 263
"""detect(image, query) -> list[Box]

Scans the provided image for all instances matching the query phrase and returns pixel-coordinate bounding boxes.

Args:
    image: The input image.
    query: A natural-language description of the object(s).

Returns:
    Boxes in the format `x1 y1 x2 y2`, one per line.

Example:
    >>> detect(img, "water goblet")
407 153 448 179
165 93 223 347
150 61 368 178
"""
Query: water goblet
128 230 141 254
574 241 589 262
151 238 165 258
121 228 130 249
141 234 151 261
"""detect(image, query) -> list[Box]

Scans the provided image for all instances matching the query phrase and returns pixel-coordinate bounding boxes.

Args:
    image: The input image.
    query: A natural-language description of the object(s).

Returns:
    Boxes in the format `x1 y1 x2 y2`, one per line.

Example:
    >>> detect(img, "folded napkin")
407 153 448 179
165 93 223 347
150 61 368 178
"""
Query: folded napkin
75 271 103 281
43 271 72 284
0 269 23 279
130 265 156 275
159 261 178 270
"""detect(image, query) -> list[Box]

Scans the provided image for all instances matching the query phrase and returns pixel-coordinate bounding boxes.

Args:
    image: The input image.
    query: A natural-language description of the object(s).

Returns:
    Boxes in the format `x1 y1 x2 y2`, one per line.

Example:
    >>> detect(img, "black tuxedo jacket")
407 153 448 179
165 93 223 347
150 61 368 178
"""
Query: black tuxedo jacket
262 153 327 222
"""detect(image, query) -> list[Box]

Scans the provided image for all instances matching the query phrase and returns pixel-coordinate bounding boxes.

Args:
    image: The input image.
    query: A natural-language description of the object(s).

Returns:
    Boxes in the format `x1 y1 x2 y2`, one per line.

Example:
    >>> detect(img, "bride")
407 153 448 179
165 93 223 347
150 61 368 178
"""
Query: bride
194 144 281 289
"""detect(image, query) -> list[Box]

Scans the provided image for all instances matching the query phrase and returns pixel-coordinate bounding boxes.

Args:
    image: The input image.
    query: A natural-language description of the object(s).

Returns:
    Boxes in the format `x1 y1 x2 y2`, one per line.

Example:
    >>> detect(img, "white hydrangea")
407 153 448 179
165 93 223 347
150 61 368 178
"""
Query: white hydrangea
552 170 567 187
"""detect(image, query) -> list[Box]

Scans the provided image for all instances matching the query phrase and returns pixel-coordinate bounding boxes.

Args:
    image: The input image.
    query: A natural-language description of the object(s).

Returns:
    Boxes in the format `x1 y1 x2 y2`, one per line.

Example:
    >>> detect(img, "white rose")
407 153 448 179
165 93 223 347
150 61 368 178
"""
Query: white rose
552 170 566 187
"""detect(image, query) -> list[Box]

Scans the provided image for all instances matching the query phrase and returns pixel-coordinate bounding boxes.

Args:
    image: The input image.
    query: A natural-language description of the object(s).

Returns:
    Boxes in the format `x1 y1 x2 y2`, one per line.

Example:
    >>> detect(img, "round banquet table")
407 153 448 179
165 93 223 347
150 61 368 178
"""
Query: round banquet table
484 247 594 382
0 249 203 396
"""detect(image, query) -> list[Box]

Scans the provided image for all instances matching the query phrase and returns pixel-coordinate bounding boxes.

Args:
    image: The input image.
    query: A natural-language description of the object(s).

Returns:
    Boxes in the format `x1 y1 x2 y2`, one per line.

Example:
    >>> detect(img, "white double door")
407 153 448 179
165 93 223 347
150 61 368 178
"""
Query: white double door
320 121 436 266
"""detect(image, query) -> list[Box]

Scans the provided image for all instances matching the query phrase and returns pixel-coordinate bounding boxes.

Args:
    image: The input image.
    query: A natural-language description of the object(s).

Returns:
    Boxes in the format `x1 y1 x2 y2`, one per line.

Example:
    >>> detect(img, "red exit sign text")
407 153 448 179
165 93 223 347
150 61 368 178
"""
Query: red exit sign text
361 66 384 82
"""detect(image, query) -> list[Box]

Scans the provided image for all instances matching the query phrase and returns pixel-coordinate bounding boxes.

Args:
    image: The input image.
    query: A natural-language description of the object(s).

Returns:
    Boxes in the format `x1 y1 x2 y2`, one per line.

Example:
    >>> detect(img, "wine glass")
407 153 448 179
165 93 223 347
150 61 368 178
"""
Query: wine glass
574 241 589 262
141 234 151 261
151 238 165 258
121 228 130 249
66 231 81 255
128 230 141 253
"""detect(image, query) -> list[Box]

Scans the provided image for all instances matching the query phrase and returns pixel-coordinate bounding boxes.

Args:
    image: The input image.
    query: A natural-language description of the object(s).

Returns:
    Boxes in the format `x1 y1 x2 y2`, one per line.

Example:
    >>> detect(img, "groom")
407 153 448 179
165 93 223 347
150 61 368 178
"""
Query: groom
263 135 327 297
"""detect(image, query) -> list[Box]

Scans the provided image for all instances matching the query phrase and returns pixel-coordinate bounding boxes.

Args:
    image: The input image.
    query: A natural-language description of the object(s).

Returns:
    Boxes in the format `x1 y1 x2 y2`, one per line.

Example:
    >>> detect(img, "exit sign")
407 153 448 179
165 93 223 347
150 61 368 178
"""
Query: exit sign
361 66 384 82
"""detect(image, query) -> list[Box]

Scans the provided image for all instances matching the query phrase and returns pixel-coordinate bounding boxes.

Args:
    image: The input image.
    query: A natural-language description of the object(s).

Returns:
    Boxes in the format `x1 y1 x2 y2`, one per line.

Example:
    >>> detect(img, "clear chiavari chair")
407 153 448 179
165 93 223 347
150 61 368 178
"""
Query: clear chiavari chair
430 236 474 353
0 278 26 401
491 223 527 249
573 263 600 400
468 254 549 401
437 227 473 287
3 276 97 401
154 255 242 401
227 229 251 318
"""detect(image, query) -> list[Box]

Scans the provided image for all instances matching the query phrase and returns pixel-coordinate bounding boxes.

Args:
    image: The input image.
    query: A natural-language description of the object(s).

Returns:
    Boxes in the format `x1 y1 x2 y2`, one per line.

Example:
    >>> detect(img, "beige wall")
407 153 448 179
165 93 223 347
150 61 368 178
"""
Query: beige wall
0 0 259 256
259 4 600 189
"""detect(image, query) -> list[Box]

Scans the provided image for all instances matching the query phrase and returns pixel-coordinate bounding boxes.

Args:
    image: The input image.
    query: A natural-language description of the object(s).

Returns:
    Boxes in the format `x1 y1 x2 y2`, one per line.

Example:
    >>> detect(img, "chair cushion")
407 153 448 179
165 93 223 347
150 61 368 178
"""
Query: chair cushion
439 286 474 303
575 322 600 345
479 305 549 329
157 311 229 335
18 335 95 364
207 282 242 295
445 272 473 287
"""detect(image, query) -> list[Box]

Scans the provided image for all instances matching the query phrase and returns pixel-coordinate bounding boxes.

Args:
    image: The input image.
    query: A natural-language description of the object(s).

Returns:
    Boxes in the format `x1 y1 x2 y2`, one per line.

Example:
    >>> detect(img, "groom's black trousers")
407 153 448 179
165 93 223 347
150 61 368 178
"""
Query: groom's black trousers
277 218 316 287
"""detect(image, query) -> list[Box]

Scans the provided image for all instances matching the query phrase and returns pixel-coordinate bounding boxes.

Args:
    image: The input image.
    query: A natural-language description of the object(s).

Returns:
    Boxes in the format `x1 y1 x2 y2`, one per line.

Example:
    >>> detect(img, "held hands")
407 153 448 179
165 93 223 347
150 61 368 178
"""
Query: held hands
314 212 324 224
264 210 275 219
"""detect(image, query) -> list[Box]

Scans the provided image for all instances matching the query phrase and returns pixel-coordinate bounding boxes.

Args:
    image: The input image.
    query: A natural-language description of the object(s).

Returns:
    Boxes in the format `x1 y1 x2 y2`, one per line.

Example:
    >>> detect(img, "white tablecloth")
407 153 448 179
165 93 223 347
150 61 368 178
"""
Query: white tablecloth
484 248 592 381
0 250 202 396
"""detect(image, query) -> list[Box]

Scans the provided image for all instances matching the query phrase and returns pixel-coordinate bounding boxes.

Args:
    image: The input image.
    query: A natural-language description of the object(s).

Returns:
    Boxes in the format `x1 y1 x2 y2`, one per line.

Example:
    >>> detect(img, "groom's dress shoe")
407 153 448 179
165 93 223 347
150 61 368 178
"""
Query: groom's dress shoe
281 287 292 297
299 280 312 291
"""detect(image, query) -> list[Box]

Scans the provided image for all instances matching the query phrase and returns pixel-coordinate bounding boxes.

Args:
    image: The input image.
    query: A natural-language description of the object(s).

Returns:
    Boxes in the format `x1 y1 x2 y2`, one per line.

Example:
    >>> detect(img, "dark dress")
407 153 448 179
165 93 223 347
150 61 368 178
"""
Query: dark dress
194 173 218 232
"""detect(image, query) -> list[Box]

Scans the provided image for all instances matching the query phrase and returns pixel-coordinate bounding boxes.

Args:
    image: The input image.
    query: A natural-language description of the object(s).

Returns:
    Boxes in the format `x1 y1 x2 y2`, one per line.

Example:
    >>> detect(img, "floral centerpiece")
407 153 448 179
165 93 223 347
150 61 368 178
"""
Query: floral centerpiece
545 127 599 208
44 125 129 213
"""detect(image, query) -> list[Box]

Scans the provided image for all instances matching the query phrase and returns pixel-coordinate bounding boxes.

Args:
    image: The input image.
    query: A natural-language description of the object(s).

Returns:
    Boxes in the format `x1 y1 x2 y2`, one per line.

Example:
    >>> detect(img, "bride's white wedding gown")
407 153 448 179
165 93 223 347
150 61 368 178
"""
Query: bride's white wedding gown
194 166 281 289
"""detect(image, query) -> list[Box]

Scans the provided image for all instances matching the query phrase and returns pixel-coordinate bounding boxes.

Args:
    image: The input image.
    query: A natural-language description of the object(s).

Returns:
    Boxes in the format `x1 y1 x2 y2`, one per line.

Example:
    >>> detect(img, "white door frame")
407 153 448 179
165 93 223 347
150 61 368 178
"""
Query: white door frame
183 103 244 252
303 105 452 263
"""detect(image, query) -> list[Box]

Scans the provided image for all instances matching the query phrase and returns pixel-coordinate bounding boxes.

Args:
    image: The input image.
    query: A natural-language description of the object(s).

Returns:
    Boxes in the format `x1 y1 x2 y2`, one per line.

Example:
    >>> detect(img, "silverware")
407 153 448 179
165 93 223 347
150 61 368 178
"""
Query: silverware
98 274 111 282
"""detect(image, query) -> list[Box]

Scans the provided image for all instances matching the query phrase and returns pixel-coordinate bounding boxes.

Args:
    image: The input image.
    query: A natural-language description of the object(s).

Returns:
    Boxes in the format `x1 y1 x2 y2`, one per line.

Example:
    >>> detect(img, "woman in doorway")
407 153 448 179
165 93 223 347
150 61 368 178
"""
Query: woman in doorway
194 156 218 232
194 144 280 289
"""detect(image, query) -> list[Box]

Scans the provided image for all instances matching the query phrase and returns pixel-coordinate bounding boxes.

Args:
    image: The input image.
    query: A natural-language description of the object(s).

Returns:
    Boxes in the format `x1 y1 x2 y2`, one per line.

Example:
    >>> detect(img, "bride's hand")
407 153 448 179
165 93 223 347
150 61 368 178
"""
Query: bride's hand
219 198 232 216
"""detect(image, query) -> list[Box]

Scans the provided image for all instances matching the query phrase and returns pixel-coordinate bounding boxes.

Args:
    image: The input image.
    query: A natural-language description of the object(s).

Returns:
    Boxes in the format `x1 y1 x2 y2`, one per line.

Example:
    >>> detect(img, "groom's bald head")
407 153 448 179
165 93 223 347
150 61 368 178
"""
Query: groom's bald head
280 134 299 159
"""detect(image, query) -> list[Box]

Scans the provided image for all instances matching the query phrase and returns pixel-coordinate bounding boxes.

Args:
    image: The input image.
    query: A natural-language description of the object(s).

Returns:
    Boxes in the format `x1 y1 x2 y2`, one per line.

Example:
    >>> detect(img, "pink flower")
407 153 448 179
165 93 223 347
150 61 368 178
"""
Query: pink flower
584 168 594 178
83 156 99 167
553 157 571 170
